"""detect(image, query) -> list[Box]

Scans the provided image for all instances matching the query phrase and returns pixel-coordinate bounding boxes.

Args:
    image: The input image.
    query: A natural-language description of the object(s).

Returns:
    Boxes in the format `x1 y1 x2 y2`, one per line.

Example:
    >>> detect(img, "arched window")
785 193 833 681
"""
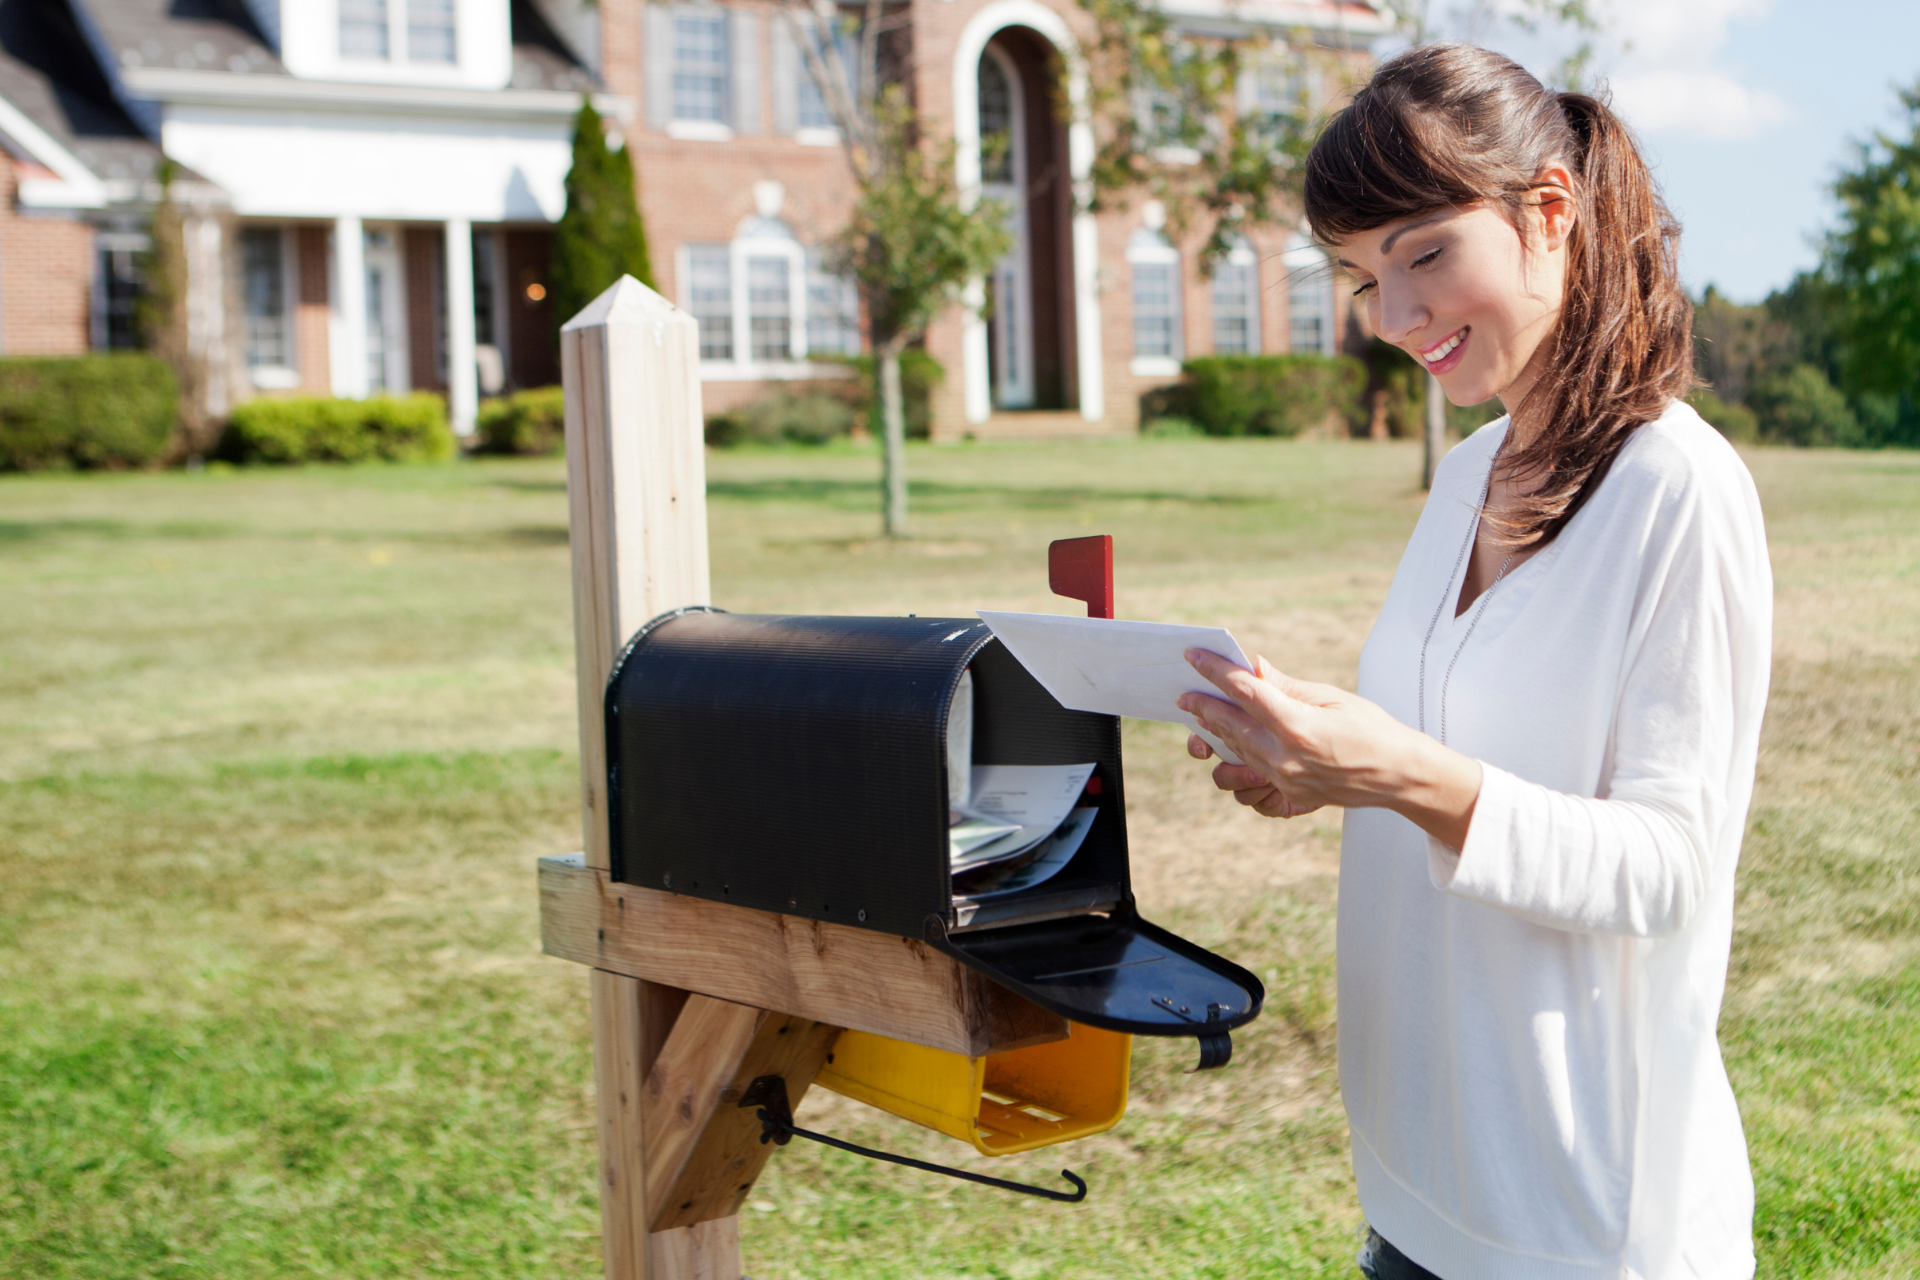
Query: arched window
978 51 1015 184
681 216 861 371
1284 232 1334 356
1210 235 1260 356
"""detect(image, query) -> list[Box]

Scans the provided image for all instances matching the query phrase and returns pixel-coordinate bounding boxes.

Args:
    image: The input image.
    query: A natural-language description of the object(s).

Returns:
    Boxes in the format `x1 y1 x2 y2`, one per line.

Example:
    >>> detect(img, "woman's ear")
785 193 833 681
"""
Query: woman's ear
1532 164 1579 251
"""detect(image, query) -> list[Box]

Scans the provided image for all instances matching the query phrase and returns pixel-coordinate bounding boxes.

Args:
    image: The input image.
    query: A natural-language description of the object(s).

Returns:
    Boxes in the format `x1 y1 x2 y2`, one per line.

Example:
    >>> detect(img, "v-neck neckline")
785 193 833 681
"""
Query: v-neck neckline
1441 430 1529 631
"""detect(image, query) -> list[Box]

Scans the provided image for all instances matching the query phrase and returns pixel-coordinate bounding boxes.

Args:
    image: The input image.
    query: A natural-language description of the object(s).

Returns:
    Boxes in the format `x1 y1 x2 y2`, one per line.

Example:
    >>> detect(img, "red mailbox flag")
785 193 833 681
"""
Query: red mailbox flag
1049 535 1114 619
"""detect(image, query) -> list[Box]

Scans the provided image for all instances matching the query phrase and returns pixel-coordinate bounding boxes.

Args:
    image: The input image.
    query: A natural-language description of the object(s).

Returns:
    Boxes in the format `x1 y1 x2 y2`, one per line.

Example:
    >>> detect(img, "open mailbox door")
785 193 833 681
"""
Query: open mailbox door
604 609 1264 1057
930 909 1263 1038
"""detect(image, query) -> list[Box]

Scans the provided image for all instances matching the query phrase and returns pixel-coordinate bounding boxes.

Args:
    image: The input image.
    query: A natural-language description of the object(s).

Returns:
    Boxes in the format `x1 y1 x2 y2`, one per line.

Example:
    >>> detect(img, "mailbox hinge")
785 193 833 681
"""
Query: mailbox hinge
738 1075 1089 1203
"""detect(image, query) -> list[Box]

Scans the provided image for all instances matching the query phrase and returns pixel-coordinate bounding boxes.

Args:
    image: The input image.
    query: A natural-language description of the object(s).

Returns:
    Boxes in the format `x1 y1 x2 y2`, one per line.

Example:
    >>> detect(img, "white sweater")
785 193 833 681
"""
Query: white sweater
1339 402 1773 1280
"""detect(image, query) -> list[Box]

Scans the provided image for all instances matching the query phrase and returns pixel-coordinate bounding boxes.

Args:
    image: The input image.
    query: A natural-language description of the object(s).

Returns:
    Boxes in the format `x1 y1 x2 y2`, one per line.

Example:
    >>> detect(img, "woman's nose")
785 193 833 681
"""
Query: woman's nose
1375 288 1429 347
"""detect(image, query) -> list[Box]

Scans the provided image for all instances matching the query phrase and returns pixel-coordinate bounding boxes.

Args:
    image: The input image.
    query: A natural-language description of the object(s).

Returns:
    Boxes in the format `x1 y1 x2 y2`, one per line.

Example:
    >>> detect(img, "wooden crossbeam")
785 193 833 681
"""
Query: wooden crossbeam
646 1000 841 1231
542 855 1069 1058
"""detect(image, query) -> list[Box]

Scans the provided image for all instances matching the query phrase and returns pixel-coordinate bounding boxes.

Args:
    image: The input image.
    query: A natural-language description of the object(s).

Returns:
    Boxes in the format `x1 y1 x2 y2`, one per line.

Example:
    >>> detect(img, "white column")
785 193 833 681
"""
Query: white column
183 215 230 418
961 276 991 424
443 218 479 435
1072 210 1104 423
331 215 368 398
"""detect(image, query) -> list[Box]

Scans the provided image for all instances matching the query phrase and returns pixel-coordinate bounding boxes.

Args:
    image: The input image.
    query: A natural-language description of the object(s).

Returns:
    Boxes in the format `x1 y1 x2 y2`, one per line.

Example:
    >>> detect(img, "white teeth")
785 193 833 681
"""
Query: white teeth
1423 330 1465 363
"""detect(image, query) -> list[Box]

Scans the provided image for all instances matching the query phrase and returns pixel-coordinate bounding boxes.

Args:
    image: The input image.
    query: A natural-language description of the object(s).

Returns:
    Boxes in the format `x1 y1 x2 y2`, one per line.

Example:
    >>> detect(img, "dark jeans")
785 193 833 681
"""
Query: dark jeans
1357 1228 1444 1280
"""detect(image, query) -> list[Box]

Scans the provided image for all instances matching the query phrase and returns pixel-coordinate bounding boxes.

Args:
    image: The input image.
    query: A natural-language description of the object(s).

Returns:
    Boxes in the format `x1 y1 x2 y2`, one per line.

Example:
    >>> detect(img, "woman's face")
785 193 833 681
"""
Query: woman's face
1334 178 1575 411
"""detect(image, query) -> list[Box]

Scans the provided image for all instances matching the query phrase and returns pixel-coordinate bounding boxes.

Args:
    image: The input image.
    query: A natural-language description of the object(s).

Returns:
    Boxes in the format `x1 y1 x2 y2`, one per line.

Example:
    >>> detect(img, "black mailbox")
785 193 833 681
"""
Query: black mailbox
605 607 1264 1043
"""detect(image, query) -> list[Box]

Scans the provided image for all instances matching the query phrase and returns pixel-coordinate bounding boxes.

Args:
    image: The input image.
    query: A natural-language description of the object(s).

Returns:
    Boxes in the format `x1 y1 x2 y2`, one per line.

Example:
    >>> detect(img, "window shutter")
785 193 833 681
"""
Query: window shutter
730 9 760 134
770 14 797 135
645 4 674 129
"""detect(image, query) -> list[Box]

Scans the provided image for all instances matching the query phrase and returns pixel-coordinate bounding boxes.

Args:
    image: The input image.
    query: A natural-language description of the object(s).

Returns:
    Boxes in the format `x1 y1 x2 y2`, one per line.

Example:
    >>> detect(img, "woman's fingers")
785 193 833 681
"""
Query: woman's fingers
1211 761 1266 792
1186 733 1215 760
1177 687 1268 755
1185 649 1319 739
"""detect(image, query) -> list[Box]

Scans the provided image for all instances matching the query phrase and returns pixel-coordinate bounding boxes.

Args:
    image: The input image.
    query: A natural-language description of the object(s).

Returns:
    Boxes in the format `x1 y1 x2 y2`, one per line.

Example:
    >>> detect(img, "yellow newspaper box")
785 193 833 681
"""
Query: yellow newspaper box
817 1022 1132 1156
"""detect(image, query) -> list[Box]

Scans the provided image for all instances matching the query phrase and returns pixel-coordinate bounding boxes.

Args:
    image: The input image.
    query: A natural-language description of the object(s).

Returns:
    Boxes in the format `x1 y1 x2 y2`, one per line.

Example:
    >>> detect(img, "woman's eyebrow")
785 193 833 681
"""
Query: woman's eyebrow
1380 214 1448 254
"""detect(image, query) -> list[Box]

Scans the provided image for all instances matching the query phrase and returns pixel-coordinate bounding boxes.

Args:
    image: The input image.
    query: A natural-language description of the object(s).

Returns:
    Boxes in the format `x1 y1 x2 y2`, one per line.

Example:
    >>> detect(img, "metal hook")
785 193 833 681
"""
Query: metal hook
737 1076 1089 1203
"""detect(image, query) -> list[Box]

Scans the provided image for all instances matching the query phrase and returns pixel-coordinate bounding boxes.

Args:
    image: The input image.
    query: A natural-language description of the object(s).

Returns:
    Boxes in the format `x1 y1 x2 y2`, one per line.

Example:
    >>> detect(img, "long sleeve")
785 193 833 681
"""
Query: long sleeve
1429 447 1772 937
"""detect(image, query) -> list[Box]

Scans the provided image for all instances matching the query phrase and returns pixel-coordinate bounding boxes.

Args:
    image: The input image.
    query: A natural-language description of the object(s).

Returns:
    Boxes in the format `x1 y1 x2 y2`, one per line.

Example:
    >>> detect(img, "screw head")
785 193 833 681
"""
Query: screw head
663 873 672 888
857 909 868 922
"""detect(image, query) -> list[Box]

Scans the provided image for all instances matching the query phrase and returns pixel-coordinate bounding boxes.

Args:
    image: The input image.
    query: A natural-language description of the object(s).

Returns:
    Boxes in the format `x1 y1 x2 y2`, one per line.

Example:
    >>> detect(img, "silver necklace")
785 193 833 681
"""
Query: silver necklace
1418 458 1517 745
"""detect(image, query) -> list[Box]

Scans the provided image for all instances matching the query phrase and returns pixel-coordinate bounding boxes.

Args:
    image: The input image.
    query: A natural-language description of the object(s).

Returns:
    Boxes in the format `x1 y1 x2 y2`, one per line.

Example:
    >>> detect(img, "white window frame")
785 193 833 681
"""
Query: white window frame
337 0 458 66
805 248 861 359
668 7 733 137
241 224 301 389
1284 231 1335 357
1128 226 1183 377
1210 236 1261 356
338 0 392 61
406 0 458 64
681 218 863 381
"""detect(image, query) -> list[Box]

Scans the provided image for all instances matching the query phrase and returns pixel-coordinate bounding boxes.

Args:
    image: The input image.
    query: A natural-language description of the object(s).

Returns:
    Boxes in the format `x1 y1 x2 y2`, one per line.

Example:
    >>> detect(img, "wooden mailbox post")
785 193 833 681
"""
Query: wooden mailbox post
543 278 1069 1280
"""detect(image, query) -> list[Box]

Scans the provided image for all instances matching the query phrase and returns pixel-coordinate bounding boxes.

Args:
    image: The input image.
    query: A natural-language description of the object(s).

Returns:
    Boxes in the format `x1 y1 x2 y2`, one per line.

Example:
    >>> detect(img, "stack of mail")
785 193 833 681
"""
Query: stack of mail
949 763 1099 902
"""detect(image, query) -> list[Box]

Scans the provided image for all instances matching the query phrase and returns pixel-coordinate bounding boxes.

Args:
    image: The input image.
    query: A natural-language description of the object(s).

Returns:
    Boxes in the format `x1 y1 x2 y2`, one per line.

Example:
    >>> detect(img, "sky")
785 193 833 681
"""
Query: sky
1414 0 1920 303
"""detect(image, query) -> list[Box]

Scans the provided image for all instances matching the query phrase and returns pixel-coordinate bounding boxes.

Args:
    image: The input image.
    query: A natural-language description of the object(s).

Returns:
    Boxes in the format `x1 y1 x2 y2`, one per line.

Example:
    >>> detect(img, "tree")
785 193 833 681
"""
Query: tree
1823 85 1920 446
552 98 655 331
781 0 1010 538
135 160 209 459
1692 284 1796 406
1078 0 1322 270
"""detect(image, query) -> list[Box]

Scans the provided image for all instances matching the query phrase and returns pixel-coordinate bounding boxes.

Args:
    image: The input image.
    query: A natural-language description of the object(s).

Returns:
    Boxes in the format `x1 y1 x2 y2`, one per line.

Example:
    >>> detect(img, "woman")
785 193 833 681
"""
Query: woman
1178 46 1772 1280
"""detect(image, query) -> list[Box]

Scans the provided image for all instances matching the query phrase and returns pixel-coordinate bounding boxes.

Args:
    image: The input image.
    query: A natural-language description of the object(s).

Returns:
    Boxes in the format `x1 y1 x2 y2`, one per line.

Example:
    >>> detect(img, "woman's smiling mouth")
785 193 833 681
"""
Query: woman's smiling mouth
1419 326 1470 375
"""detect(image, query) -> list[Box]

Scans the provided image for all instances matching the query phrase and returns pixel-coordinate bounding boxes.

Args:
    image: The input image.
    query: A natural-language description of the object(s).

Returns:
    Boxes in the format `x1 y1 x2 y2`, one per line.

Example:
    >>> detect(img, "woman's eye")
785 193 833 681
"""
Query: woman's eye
1412 248 1443 270
1351 280 1377 297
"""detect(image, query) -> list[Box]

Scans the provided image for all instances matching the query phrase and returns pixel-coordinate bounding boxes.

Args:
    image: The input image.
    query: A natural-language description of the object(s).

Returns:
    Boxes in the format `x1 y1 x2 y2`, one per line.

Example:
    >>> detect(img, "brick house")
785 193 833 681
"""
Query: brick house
0 0 1385 439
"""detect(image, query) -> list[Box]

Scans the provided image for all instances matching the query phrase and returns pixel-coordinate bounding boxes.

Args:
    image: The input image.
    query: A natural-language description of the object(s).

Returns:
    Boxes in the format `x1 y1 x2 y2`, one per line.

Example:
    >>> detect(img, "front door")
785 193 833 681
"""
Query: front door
979 45 1034 410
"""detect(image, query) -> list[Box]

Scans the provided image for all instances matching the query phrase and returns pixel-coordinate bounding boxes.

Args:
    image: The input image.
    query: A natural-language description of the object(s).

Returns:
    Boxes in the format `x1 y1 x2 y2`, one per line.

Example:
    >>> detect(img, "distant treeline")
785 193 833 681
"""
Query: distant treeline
1687 85 1920 449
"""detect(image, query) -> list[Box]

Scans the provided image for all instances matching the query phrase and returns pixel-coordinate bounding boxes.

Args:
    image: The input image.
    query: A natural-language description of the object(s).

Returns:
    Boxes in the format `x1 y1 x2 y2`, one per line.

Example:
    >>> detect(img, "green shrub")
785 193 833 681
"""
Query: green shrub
1749 364 1862 447
1180 354 1366 438
1687 388 1759 443
473 386 565 456
1361 338 1423 438
223 393 455 465
1142 415 1206 439
706 390 856 447
0 355 177 472
836 350 945 440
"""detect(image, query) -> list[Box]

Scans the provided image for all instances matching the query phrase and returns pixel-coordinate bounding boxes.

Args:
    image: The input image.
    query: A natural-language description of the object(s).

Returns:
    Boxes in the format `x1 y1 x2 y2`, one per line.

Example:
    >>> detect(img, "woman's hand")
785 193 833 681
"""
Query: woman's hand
1176 649 1485 849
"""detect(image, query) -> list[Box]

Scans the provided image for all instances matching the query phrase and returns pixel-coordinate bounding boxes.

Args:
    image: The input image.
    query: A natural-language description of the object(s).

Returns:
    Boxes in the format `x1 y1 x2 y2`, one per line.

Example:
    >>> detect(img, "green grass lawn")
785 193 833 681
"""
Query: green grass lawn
2 438 1916 1278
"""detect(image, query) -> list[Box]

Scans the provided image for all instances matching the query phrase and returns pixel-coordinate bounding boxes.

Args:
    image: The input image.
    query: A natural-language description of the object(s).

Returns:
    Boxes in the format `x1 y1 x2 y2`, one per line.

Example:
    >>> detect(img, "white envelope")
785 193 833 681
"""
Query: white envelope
975 611 1256 764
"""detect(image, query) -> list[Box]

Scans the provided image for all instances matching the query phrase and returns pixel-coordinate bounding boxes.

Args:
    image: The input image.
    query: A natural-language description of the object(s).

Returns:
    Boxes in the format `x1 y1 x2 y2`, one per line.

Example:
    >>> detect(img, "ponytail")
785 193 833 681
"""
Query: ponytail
1305 47 1694 546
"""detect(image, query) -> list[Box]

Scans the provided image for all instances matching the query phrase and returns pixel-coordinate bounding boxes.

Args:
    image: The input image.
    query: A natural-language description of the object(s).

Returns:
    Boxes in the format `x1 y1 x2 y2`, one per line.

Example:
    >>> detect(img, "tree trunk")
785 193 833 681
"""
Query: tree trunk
1423 371 1446 491
880 343 909 538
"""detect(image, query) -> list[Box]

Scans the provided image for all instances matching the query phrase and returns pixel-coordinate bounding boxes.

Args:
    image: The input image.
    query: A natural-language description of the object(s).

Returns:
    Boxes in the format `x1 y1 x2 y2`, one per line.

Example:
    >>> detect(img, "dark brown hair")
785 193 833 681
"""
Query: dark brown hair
1304 44 1693 545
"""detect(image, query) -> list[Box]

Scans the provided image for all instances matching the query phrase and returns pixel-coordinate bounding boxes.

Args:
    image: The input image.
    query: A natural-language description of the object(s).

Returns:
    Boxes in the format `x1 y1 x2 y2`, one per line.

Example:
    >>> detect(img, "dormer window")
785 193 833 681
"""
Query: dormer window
340 0 390 59
408 0 457 63
339 0 458 64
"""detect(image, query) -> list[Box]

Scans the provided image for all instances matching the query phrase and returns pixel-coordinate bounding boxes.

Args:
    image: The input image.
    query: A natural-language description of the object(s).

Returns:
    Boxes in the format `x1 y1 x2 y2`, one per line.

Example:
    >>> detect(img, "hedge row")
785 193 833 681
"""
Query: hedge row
1151 354 1367 438
0 355 177 472
223 393 455 464
473 386 566 456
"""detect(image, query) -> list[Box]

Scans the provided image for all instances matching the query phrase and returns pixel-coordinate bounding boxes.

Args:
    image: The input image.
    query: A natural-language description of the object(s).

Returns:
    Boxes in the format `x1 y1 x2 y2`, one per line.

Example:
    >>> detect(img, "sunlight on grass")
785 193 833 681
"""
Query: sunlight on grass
0 439 1914 1278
